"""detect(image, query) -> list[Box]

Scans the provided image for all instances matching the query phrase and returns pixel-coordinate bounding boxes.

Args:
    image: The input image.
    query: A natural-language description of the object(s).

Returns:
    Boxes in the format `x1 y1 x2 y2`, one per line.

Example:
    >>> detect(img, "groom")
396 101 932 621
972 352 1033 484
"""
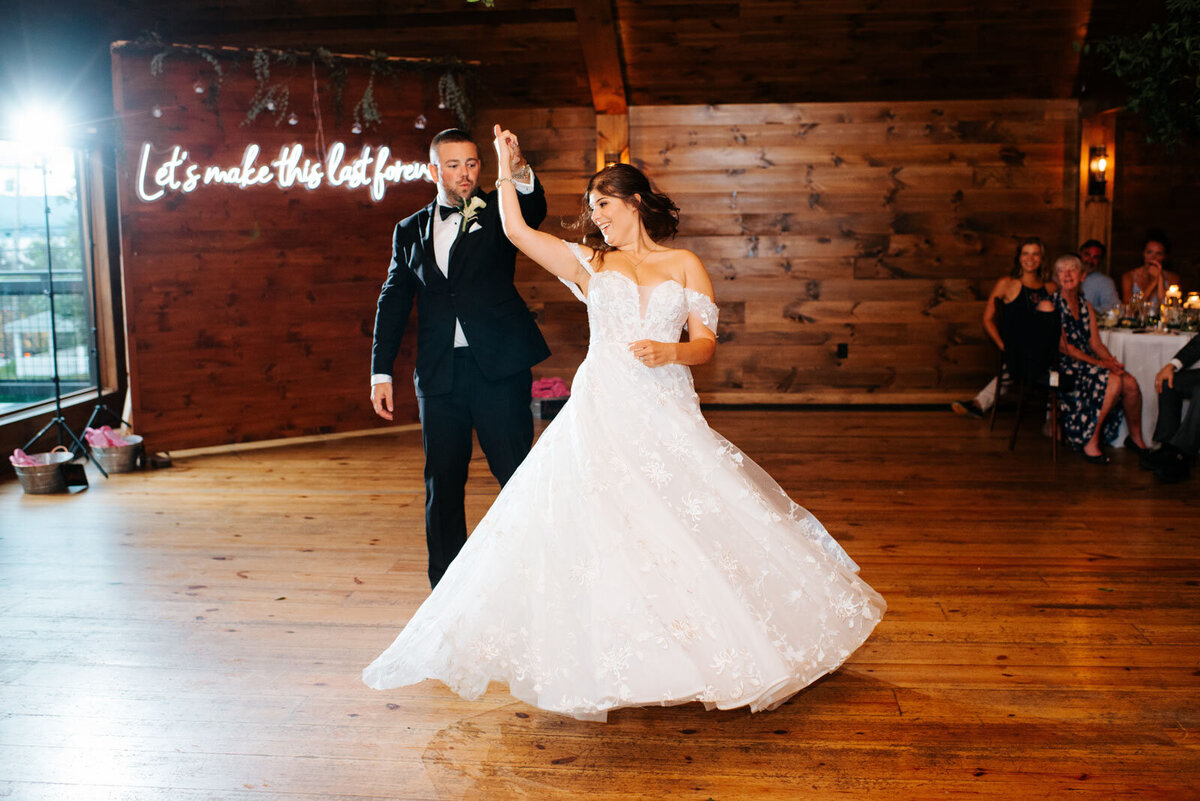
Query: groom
370 128 550 587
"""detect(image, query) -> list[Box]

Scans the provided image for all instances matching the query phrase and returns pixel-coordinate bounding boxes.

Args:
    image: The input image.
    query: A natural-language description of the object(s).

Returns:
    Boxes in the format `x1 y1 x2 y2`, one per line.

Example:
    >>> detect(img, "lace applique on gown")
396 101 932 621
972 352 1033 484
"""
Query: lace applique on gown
364 241 886 721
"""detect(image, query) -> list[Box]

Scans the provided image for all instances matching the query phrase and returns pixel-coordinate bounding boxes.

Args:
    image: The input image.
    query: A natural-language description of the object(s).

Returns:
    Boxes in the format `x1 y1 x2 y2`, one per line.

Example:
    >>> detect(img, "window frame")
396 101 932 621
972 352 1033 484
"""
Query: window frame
0 145 121 428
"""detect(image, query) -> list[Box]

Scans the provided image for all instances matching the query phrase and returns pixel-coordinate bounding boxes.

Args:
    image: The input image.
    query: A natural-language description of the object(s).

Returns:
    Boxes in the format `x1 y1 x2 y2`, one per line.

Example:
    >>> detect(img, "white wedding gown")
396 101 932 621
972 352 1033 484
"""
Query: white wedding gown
363 243 885 721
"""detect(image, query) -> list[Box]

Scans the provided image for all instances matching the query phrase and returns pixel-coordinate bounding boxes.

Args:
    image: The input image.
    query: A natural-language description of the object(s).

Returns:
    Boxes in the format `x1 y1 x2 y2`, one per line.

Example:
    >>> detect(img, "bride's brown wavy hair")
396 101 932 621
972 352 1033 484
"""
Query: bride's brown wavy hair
568 164 680 259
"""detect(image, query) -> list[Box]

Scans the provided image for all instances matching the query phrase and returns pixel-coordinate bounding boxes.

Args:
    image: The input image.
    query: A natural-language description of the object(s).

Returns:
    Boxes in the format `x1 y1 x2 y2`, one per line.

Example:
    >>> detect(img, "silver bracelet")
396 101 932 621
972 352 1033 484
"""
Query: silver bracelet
495 176 515 188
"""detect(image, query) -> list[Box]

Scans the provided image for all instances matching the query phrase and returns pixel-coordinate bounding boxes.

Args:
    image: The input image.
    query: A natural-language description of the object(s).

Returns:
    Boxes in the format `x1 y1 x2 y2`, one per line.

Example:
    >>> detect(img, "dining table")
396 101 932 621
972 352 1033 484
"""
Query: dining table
1099 328 1195 446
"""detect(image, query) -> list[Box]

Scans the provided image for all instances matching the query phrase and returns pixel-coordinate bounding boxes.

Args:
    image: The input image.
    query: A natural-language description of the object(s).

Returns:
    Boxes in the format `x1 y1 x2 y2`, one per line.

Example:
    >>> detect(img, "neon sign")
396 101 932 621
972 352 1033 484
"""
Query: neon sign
135 142 432 203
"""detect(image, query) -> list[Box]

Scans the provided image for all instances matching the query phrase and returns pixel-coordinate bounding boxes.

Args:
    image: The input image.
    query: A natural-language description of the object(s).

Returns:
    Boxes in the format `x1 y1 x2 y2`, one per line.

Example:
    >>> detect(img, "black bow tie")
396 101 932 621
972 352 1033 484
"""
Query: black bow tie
438 204 459 221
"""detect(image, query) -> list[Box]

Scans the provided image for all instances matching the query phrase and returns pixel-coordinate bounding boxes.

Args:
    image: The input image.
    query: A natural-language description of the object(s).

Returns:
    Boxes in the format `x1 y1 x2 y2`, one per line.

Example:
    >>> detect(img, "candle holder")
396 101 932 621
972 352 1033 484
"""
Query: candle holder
1163 284 1184 330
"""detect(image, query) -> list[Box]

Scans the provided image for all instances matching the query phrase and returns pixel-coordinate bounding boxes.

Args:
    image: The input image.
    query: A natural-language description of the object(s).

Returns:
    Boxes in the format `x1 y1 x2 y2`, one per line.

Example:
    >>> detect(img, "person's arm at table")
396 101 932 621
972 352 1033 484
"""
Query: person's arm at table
1085 301 1125 374
1155 334 1200 391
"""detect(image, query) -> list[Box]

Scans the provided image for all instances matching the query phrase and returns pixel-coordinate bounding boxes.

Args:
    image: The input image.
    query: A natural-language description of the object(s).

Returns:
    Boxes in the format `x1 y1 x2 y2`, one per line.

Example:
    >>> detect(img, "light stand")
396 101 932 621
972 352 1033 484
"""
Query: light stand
80 146 131 436
21 153 108 478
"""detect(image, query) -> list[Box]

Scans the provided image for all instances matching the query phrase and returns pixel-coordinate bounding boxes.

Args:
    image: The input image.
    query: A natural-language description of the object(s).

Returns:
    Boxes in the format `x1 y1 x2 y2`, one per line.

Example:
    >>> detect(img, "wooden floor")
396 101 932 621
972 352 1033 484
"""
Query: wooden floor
1 409 1198 799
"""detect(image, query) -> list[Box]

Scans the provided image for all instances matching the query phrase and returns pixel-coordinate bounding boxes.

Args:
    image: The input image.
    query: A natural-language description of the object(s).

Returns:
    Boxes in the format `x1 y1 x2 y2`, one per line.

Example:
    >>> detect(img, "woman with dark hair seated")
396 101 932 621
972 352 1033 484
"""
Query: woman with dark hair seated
1121 229 1180 306
1054 254 1148 463
952 236 1057 417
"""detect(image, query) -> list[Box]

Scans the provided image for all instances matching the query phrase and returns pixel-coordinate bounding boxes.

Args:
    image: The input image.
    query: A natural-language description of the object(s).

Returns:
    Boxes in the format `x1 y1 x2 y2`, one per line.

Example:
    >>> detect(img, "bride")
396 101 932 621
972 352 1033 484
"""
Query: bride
363 126 885 721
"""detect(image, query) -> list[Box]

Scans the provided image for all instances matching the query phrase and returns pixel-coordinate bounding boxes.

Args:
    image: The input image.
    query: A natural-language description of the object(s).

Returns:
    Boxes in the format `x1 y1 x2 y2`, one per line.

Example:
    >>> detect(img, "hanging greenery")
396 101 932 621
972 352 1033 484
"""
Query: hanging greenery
438 71 473 131
352 51 395 131
243 50 286 127
1084 0 1200 147
147 34 224 84
353 77 381 130
133 35 476 133
314 48 349 126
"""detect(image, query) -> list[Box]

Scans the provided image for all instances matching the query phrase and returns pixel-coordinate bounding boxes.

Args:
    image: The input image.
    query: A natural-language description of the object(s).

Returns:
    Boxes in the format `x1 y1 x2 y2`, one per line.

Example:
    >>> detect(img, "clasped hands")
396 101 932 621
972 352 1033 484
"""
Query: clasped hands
492 124 529 181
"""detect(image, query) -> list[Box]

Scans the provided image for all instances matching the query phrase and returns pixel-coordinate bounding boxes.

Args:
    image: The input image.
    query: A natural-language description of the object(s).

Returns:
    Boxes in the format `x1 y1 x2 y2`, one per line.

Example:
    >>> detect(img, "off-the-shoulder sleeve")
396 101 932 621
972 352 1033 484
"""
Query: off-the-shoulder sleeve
685 288 719 331
558 241 595 304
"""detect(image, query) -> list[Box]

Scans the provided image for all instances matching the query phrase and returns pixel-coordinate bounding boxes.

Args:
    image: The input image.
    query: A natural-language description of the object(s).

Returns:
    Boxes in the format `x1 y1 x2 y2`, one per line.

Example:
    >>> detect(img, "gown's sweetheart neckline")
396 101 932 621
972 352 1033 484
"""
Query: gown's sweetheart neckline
590 269 684 295
588 270 686 322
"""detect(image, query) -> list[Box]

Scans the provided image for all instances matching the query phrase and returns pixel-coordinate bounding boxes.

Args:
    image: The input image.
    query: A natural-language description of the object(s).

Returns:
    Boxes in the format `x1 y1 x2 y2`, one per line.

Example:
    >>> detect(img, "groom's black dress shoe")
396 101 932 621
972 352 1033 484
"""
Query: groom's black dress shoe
1155 458 1191 484
1140 445 1179 471
1153 449 1194 483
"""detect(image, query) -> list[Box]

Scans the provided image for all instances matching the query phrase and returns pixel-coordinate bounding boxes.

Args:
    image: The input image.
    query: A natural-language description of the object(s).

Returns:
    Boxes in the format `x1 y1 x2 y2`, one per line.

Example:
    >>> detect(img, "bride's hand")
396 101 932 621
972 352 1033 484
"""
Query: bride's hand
492 124 519 177
629 339 676 367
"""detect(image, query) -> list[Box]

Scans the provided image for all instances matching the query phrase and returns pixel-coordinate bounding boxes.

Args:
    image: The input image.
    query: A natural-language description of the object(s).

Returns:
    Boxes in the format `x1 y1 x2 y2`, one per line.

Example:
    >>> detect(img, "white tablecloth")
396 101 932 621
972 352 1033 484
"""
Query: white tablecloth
1099 329 1193 445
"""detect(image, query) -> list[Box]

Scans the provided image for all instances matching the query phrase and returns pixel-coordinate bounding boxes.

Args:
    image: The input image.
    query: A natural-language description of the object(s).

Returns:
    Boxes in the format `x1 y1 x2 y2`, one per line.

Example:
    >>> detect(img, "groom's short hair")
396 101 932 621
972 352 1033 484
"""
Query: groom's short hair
429 129 477 163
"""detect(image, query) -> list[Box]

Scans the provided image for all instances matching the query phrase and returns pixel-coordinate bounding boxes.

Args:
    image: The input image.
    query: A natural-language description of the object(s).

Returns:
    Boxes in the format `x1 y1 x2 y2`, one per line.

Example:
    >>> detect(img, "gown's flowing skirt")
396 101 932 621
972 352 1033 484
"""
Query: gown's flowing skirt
364 342 885 721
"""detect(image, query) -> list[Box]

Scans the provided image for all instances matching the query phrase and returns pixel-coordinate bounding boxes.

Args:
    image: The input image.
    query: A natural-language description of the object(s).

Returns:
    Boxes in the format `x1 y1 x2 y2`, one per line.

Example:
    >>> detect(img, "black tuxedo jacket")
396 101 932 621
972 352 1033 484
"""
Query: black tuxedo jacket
371 180 551 397
1174 333 1200 371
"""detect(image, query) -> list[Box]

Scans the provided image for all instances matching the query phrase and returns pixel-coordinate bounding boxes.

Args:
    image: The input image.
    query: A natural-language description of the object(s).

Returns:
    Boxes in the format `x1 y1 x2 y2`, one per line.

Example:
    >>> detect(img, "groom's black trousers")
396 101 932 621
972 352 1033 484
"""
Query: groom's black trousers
417 348 533 587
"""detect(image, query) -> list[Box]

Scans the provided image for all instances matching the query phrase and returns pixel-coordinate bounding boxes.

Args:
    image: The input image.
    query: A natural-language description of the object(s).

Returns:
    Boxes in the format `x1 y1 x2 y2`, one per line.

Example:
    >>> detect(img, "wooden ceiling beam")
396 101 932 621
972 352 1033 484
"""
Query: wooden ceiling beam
573 0 629 169
152 8 578 38
573 0 628 114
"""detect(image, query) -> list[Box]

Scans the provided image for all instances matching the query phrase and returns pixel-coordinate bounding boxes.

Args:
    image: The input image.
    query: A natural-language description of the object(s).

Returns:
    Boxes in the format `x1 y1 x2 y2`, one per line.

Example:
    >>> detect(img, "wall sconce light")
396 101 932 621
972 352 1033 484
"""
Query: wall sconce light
1088 146 1108 197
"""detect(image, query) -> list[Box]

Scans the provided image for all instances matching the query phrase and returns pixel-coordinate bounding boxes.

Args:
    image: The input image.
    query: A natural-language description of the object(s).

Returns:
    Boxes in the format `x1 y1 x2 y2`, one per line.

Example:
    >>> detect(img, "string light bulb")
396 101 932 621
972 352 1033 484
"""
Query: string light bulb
414 114 427 130
287 112 299 126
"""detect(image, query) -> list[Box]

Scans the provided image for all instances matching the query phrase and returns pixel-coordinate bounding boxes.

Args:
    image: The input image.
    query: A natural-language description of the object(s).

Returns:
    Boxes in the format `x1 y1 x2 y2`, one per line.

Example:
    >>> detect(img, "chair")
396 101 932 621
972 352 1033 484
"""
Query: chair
986 298 1008 432
988 297 1064 461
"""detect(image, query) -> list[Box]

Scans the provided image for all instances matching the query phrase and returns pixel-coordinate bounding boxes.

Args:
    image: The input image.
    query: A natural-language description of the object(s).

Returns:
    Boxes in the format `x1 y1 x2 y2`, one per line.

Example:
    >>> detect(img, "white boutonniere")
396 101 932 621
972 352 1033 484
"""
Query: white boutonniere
459 196 486 227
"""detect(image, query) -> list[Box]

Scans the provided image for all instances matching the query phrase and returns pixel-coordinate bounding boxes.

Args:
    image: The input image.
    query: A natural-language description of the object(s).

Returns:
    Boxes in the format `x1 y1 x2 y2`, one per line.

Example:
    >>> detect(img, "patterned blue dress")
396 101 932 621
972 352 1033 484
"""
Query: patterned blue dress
1054 293 1121 449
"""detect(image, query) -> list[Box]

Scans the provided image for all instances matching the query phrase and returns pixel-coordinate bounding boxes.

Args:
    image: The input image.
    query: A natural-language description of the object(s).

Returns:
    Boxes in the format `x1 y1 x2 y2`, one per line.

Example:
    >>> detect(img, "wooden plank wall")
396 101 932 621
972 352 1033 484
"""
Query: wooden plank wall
489 101 1080 404
1112 114 1200 293
112 83 1080 451
111 47 456 452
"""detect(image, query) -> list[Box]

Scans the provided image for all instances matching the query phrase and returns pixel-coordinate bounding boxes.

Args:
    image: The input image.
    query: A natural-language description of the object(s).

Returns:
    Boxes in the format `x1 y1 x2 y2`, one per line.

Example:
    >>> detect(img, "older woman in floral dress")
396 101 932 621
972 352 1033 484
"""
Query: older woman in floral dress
1053 253 1148 463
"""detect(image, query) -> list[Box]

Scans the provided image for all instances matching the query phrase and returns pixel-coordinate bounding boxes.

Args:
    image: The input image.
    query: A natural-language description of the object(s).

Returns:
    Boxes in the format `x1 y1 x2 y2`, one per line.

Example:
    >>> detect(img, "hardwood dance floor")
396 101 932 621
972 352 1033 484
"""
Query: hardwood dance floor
1 409 1197 799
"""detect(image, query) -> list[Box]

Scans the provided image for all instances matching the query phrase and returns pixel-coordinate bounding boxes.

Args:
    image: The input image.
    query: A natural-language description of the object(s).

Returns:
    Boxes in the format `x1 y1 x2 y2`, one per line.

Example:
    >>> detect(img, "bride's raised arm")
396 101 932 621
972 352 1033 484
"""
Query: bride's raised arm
492 125 592 289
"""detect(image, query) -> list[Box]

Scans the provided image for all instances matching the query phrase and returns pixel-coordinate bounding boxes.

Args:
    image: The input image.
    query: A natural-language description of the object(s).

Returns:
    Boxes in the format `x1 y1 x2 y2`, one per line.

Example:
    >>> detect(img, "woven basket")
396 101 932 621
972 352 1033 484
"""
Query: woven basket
91 434 143 474
13 449 74 494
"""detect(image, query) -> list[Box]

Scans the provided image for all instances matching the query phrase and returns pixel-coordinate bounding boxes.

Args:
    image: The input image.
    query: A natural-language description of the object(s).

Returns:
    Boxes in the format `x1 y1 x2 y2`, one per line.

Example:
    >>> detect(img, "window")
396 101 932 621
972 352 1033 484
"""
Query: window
0 142 97 415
